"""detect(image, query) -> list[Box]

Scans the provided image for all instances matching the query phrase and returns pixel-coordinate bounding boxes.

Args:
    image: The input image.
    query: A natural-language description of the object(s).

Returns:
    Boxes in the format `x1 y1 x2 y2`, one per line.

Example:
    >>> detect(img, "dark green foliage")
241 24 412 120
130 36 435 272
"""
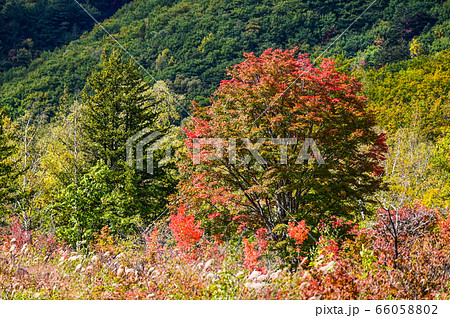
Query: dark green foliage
81 49 157 169
0 0 132 71
54 50 177 245
1 0 449 118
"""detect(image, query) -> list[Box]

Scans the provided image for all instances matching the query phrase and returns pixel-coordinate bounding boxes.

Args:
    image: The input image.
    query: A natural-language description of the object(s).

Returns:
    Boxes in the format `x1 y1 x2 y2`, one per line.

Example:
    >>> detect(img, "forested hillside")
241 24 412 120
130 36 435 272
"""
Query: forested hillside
0 0 132 71
1 0 449 117
1 0 450 301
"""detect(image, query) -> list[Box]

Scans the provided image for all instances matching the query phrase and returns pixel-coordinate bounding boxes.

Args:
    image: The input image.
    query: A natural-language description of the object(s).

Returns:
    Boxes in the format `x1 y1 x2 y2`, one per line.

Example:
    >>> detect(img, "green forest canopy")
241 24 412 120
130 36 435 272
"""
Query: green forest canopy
1 0 450 118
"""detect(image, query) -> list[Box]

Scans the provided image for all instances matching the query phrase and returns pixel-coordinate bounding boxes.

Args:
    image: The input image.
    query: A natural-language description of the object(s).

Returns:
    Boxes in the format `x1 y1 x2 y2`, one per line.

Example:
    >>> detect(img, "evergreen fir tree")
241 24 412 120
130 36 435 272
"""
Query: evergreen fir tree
81 49 158 170
54 50 176 243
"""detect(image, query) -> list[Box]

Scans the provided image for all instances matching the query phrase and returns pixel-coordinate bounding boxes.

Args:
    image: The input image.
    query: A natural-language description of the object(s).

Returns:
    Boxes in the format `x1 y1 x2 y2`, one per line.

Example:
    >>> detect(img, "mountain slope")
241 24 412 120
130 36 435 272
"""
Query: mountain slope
0 0 133 71
0 0 449 117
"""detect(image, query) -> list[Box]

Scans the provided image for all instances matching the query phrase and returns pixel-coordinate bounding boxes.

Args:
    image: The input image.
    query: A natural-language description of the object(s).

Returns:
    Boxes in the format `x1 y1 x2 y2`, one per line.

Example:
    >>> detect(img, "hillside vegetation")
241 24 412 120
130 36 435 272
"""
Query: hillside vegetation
1 0 450 116
1 0 450 300
0 0 132 71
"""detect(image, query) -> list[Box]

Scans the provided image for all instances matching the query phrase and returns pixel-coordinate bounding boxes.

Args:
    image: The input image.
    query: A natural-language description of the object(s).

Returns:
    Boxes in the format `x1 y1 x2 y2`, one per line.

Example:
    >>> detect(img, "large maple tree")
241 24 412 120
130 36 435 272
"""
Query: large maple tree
175 48 387 239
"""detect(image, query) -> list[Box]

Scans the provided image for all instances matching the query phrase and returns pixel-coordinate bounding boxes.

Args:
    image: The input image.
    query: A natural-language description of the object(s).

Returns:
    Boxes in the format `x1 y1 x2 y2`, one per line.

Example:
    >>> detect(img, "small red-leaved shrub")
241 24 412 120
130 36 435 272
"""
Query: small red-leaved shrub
243 228 268 271
287 221 309 251
169 206 204 253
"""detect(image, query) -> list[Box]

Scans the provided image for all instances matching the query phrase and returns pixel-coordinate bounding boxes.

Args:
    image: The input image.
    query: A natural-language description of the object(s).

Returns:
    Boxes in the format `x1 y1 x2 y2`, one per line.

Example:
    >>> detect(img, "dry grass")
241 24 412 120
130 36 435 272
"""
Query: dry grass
1 223 450 300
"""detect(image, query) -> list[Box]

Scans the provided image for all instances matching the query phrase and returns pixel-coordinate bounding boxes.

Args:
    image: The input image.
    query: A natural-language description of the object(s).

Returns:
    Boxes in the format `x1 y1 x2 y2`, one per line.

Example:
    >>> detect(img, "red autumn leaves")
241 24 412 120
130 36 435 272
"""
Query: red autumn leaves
169 206 204 252
169 47 389 268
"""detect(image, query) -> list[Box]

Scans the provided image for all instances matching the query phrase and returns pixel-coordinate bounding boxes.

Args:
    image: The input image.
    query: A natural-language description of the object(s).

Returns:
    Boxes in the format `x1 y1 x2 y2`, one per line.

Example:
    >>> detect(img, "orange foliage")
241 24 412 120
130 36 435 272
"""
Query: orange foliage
169 206 204 252
287 220 309 247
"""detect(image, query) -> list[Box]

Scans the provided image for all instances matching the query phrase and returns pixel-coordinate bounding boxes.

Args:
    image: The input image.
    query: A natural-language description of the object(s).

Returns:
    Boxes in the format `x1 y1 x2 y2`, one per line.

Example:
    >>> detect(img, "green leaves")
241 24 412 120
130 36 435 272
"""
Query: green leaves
3 0 450 118
0 110 19 214
81 49 157 169
54 161 143 245
52 50 179 245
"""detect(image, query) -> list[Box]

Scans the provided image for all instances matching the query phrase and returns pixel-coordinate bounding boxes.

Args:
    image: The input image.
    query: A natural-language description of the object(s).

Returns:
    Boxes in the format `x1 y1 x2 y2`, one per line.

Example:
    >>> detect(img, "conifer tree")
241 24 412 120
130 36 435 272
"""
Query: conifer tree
81 49 157 170
54 50 177 244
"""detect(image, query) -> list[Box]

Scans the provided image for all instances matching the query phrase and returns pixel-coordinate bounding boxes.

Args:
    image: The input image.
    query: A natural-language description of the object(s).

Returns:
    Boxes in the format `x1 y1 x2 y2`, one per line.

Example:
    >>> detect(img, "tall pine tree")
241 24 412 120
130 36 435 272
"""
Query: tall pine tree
81 49 157 169
55 50 176 244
